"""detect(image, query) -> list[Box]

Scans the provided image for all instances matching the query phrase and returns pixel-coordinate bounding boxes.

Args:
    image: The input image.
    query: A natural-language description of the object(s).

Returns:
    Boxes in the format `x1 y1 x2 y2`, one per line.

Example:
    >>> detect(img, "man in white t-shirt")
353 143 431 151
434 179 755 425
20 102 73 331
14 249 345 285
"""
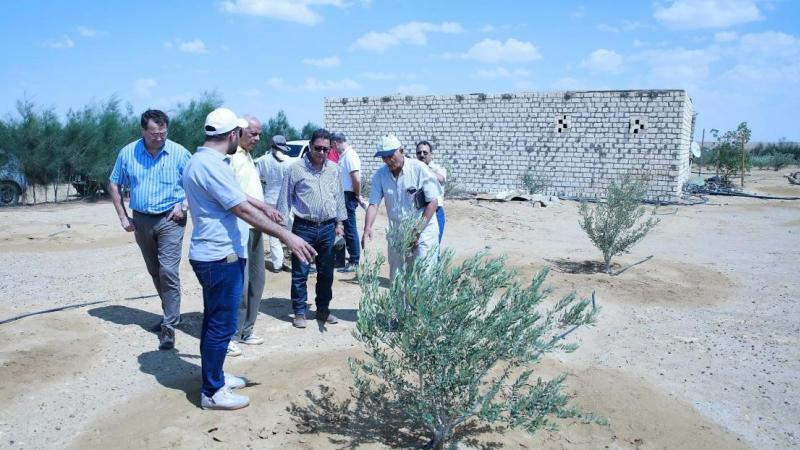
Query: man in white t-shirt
256 135 293 272
415 140 447 243
331 132 366 273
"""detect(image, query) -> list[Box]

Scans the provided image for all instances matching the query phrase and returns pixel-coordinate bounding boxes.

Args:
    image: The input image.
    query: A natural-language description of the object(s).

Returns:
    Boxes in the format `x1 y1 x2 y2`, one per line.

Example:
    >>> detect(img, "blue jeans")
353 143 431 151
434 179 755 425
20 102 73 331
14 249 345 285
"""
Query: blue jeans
291 218 335 316
190 256 245 397
436 206 445 243
343 192 361 265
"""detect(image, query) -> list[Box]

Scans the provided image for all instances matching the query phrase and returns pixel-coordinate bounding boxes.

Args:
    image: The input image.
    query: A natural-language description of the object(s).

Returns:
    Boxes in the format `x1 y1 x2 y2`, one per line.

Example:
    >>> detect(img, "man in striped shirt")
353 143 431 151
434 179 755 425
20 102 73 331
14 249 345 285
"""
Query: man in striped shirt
277 128 347 328
108 109 192 351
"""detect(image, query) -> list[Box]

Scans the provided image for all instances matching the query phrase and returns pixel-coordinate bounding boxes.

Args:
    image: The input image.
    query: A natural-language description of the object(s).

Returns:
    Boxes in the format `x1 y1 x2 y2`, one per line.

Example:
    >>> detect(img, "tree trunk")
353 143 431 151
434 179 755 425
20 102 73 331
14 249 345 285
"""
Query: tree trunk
603 254 612 274
424 427 448 450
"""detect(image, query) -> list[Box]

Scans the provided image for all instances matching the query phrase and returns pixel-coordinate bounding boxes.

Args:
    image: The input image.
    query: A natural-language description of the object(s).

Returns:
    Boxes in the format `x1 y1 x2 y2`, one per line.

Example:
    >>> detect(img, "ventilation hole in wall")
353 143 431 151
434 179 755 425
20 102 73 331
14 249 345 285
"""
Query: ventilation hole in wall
555 114 570 134
629 116 647 135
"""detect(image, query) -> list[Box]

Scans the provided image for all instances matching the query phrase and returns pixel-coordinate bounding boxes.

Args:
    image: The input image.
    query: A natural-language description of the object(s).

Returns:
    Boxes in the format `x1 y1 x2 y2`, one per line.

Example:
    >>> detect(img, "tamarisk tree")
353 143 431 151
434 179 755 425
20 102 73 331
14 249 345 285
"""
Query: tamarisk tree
579 175 660 274
350 216 599 449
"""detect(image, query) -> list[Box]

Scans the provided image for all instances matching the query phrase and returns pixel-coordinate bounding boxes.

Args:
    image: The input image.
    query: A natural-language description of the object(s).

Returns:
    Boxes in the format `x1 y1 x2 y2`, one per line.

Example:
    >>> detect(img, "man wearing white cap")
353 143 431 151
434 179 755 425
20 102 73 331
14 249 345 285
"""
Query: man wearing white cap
183 107 316 410
361 134 439 279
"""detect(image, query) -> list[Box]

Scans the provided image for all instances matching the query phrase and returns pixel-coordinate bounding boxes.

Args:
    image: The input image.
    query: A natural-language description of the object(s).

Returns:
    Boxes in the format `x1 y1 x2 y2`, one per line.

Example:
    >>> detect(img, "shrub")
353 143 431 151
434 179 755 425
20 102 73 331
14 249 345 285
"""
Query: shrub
751 154 772 169
360 168 373 199
520 170 550 195
579 175 660 274
351 216 599 449
771 152 795 171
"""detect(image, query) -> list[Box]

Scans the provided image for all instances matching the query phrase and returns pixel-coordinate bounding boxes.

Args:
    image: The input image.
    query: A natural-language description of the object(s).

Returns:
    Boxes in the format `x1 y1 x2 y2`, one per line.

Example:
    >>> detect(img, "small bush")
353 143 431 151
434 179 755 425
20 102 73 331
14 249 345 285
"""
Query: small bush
520 171 550 195
579 175 660 274
751 154 772 169
771 152 795 171
352 216 599 449
360 169 373 199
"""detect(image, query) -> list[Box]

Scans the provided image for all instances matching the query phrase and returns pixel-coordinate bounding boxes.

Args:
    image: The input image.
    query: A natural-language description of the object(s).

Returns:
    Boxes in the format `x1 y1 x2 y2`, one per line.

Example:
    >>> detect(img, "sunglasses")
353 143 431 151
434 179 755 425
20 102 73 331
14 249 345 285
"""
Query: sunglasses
312 145 330 152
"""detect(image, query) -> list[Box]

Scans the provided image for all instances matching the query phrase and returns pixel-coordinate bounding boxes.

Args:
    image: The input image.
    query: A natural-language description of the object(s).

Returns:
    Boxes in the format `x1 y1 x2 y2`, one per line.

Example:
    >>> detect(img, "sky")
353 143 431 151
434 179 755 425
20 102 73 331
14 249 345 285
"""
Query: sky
1 0 799 141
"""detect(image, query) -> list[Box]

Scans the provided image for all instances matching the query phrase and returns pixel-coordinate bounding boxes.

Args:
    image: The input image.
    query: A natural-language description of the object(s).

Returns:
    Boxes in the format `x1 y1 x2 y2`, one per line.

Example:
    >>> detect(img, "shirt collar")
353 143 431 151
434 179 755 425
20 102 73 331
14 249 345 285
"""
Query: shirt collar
303 154 327 173
138 138 169 156
196 146 227 160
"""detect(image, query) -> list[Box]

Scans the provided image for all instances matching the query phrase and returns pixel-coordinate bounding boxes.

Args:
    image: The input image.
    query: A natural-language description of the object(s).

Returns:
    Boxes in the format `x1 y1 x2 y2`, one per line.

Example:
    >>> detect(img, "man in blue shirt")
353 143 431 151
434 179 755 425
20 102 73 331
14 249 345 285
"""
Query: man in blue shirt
184 107 316 410
108 109 191 351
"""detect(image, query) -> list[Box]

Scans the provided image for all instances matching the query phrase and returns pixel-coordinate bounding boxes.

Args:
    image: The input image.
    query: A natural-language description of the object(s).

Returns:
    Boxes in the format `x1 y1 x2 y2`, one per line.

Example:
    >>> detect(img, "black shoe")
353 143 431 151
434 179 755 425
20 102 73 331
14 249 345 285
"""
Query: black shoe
315 311 339 324
159 326 175 350
267 267 282 273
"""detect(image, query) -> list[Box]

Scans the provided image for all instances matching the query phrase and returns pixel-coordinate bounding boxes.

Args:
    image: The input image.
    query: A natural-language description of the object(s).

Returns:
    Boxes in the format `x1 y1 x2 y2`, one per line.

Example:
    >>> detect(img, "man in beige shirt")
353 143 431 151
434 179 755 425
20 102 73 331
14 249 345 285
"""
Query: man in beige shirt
228 115 268 356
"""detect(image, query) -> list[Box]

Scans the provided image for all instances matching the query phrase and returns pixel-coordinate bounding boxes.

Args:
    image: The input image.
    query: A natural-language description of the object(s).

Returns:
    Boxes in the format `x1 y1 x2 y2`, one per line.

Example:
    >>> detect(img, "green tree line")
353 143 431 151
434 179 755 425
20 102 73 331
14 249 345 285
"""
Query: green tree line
0 92 318 203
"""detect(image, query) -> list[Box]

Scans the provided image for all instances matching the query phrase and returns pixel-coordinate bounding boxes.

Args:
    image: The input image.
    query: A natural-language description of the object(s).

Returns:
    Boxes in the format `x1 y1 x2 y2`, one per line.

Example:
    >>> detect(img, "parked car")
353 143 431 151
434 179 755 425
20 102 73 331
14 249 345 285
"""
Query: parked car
285 139 309 161
0 150 27 206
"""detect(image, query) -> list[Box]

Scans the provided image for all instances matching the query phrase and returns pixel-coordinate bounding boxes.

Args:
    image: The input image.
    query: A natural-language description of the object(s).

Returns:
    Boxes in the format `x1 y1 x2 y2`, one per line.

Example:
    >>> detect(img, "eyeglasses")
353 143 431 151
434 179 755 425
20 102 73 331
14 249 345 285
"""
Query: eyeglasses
147 131 167 138
312 145 330 152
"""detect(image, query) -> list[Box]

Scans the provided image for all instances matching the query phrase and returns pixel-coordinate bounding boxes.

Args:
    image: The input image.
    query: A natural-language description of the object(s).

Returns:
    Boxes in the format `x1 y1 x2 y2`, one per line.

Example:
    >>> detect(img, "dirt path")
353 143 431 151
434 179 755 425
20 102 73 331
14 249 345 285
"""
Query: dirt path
1 169 798 449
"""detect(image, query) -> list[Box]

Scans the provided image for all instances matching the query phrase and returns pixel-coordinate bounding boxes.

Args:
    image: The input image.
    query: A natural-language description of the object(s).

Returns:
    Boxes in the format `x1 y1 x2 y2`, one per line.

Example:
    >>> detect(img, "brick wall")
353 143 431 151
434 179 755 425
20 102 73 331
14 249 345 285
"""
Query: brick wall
324 90 695 202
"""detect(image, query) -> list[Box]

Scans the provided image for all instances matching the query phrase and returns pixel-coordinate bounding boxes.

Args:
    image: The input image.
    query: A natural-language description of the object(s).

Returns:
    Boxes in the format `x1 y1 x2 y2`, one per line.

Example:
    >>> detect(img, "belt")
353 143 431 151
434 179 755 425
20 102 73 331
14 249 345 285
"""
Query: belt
294 216 336 227
133 210 169 217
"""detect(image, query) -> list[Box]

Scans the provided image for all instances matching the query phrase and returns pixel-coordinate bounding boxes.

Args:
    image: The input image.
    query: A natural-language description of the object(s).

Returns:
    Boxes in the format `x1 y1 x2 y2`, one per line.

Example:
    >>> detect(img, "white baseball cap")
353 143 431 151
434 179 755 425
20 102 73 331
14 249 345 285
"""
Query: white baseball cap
374 133 402 157
204 108 248 136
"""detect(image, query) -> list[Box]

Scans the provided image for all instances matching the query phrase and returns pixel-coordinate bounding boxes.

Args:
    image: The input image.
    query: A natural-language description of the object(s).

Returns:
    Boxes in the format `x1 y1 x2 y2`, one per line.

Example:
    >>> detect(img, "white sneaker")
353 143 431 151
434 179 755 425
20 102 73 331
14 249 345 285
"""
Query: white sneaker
201 386 250 410
227 341 242 357
239 334 264 345
224 373 247 390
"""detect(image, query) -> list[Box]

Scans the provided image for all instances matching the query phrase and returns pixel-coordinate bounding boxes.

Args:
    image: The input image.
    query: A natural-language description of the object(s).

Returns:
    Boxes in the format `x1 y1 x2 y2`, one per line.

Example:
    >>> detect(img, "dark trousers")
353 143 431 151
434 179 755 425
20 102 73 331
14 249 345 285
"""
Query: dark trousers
343 192 361 265
132 211 185 330
237 229 265 339
190 256 245 397
436 206 445 243
291 218 335 316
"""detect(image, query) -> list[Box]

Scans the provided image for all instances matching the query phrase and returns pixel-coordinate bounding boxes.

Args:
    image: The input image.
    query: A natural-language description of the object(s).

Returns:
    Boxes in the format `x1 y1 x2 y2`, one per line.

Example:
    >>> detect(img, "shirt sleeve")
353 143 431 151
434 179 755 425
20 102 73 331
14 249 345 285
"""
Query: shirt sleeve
420 165 439 203
368 170 383 206
348 151 361 173
108 148 127 185
201 160 247 210
276 166 292 225
335 167 348 222
177 148 191 189
431 162 447 181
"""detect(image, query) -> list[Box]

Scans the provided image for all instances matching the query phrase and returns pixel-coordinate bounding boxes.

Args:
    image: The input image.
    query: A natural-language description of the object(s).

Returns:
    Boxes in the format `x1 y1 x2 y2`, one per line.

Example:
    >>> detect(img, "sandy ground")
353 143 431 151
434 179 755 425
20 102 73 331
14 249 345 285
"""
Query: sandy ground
0 169 798 449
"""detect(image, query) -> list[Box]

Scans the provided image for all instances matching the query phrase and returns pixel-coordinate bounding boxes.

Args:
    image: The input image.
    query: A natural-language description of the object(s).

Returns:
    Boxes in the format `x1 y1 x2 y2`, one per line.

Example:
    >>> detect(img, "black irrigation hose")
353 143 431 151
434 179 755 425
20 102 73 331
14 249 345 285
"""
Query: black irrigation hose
702 191 800 201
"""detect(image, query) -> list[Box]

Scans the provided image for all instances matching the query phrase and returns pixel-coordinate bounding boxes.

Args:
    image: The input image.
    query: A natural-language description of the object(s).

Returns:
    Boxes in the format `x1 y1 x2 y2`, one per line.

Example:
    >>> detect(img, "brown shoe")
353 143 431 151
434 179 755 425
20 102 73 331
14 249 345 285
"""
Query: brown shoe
293 313 307 328
315 311 339 324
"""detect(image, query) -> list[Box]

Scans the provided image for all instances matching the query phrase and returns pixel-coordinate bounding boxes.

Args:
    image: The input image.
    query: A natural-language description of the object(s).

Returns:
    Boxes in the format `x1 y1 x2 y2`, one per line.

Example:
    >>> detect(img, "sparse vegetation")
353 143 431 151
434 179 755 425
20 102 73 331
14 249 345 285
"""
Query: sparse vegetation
709 122 751 184
350 215 599 449
579 175 660 274
520 170 550 195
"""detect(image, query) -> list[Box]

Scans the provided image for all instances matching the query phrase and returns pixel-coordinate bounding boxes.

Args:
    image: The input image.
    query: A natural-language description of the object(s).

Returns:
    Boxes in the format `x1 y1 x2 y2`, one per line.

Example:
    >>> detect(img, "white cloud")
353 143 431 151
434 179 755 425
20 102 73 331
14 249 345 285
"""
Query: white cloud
714 31 739 42
220 0 347 26
475 67 530 79
457 38 542 64
267 76 360 92
360 72 416 81
654 0 761 29
300 77 359 91
302 56 341 68
636 47 718 86
133 78 158 97
582 49 624 73
165 39 208 54
480 24 495 33
597 21 643 33
43 35 74 49
396 84 429 95
76 26 107 38
352 21 464 52
724 31 800 83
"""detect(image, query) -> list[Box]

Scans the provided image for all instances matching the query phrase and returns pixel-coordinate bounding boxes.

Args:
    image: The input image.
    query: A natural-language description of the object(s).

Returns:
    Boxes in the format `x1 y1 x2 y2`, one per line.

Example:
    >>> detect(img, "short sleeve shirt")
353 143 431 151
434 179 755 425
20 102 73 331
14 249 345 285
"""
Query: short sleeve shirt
338 146 362 192
108 139 191 214
427 161 447 207
368 158 439 225
183 147 247 261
